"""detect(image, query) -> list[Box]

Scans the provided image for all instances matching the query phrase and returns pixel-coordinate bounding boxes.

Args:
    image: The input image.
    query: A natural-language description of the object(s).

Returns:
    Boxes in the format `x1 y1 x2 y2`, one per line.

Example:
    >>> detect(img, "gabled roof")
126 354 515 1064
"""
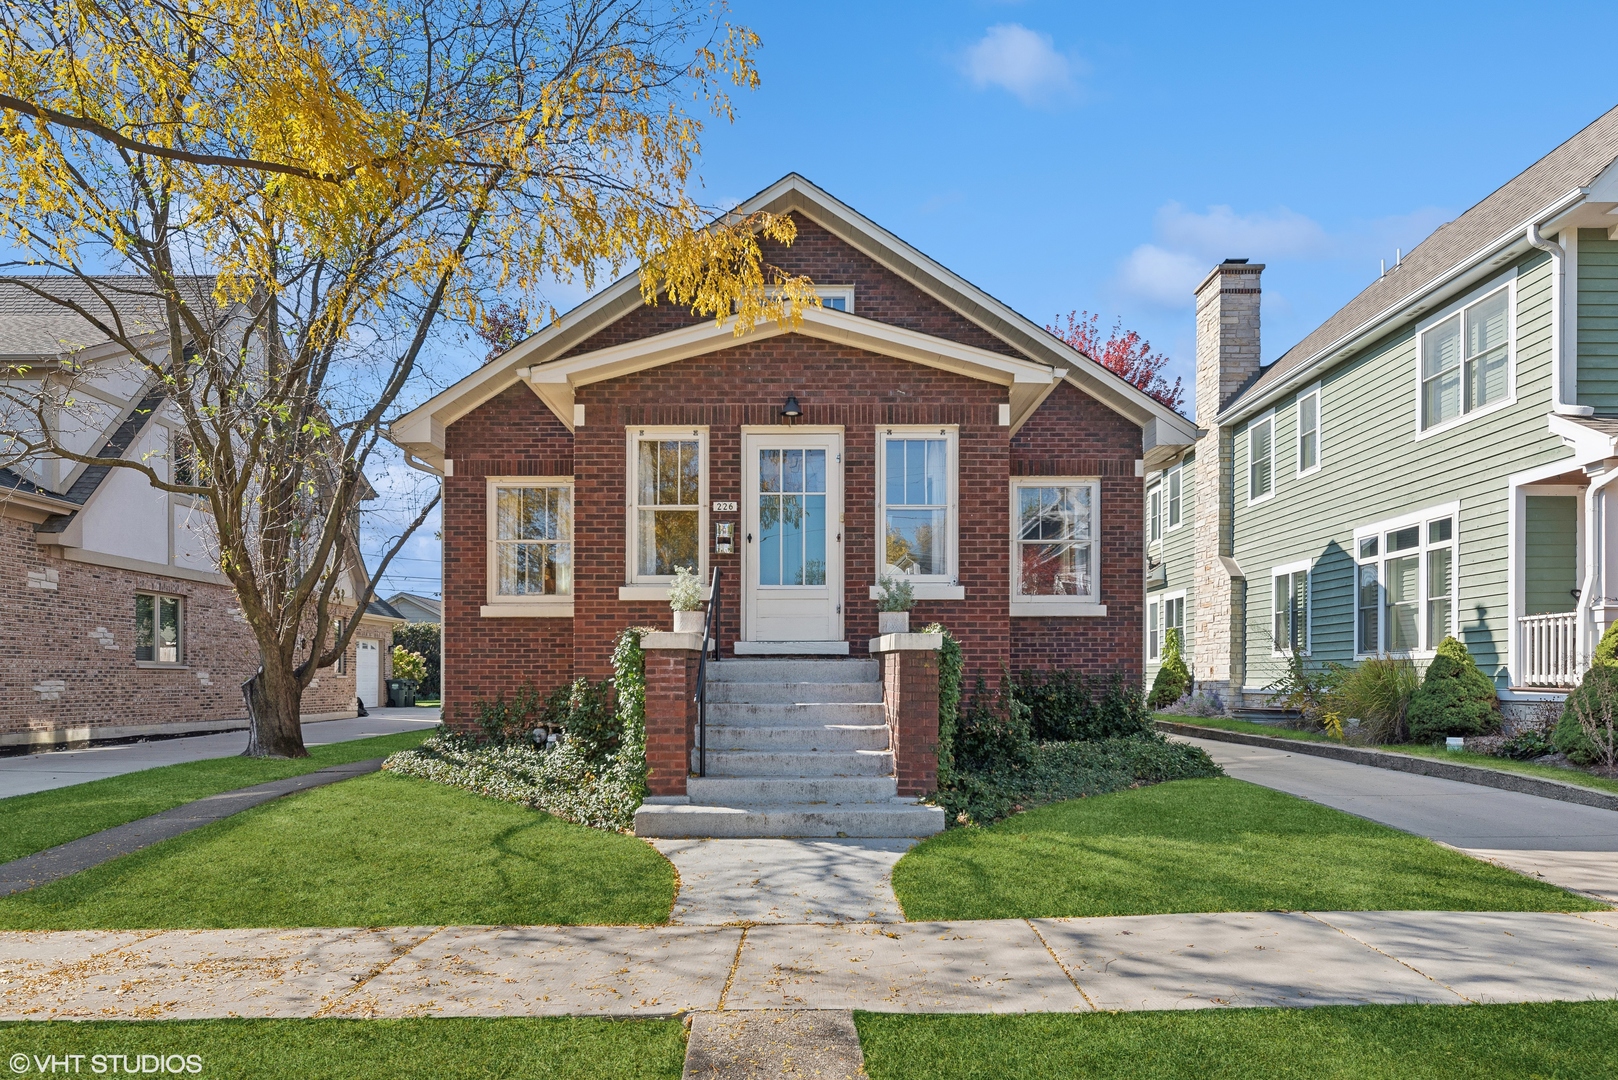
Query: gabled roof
26 384 167 533
1222 105 1618 421
392 174 1196 469
0 275 216 359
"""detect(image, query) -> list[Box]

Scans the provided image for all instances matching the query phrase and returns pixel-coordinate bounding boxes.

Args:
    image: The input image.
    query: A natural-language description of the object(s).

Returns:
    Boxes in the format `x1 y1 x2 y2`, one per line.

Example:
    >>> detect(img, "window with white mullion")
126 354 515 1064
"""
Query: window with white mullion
1148 484 1162 544
493 483 572 597
880 429 955 581
1296 387 1320 475
1166 466 1183 529
1247 413 1274 502
1355 510 1458 656
1147 600 1160 661
1014 480 1097 600
631 432 703 582
1271 567 1309 655
1420 284 1512 431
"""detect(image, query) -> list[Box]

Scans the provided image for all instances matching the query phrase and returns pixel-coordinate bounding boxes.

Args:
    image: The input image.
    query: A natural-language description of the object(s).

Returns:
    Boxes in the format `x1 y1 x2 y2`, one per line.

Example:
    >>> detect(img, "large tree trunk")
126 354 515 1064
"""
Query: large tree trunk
242 663 310 758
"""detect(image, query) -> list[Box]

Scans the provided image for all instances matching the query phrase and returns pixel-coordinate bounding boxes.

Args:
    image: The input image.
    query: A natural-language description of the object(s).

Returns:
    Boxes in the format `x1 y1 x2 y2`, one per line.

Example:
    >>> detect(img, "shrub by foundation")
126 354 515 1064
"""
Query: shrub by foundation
1407 636 1500 742
1147 628 1190 709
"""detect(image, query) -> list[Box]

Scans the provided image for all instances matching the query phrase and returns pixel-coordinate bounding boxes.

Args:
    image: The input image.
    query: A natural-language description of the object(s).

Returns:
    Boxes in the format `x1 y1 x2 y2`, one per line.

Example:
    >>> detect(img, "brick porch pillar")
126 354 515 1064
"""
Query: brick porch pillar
641 632 703 799
870 632 942 798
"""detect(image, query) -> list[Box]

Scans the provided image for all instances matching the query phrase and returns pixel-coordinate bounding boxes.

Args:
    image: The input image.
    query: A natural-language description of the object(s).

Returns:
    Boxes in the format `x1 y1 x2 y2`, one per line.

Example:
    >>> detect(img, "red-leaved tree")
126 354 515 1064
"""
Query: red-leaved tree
1048 311 1185 413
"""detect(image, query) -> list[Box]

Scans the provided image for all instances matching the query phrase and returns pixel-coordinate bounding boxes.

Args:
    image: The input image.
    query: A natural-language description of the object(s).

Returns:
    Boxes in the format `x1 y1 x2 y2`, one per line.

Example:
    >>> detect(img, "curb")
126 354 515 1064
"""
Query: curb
1156 720 1618 813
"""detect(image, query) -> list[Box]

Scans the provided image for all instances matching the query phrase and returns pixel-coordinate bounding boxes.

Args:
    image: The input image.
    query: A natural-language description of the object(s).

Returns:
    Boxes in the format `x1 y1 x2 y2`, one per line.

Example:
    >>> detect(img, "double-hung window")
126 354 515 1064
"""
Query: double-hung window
1012 479 1099 610
135 593 183 664
879 427 955 582
1420 283 1512 432
1148 592 1186 661
1355 506 1458 655
1166 466 1183 529
628 429 705 585
1247 413 1274 502
486 478 573 615
1148 484 1162 545
1296 385 1320 475
1271 563 1310 655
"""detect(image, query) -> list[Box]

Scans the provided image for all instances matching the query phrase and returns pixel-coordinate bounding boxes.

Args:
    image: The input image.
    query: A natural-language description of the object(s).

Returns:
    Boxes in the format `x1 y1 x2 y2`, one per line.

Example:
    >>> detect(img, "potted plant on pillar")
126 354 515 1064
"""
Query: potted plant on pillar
876 574 914 635
670 565 705 634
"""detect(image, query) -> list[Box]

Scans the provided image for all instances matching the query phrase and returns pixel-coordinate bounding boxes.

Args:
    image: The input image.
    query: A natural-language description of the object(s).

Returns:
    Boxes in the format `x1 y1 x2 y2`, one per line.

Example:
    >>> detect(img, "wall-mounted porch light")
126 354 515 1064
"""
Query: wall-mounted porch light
781 395 802 422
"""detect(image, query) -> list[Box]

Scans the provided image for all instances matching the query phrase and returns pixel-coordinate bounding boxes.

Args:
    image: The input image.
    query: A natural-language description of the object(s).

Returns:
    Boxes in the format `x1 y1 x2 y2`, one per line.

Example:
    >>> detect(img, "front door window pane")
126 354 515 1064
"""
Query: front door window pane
758 448 826 586
885 438 947 576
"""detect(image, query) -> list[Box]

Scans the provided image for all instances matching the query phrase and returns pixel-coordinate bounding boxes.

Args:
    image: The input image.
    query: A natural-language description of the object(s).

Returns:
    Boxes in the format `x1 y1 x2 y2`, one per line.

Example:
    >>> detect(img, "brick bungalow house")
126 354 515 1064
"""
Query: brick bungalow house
392 175 1194 835
0 278 401 748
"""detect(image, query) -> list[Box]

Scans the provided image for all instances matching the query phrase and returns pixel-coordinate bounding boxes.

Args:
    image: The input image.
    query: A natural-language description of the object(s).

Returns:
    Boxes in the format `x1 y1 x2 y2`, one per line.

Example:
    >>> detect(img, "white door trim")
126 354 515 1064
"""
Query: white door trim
740 427 844 643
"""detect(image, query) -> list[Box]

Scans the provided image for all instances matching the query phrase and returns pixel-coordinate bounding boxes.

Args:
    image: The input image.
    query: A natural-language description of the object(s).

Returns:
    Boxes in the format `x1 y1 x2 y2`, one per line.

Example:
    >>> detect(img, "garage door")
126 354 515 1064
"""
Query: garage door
356 639 381 709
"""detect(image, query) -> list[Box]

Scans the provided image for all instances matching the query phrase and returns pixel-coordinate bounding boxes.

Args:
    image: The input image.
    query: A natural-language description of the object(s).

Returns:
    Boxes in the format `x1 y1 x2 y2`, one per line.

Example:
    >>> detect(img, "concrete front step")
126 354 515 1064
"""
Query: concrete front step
633 800 946 838
705 702 885 726
696 748 893 777
702 724 889 752
686 776 898 805
708 659 881 684
705 680 883 704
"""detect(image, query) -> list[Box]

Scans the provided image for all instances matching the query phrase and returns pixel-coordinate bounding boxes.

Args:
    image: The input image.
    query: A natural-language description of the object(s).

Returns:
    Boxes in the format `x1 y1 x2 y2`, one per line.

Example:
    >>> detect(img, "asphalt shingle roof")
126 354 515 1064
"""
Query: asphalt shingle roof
1228 104 1618 416
0 275 215 357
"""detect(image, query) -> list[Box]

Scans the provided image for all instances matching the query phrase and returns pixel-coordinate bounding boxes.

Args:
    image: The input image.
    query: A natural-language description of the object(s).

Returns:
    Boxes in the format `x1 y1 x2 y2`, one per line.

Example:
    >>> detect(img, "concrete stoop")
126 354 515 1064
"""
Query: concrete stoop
635 659 945 839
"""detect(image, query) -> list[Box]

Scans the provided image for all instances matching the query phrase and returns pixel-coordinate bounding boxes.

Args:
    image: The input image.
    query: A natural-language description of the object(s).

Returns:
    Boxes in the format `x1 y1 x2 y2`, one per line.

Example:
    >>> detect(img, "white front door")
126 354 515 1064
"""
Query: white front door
356 639 381 709
742 431 843 641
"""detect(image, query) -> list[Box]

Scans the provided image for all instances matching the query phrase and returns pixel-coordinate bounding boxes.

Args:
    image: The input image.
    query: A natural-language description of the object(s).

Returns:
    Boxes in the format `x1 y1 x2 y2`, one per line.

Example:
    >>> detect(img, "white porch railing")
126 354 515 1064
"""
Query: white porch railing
1518 612 1580 688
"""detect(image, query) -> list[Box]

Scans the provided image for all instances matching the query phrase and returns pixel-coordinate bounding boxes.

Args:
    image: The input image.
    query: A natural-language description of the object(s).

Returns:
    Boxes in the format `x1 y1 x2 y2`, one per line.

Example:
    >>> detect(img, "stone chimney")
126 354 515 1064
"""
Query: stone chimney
1191 260 1263 704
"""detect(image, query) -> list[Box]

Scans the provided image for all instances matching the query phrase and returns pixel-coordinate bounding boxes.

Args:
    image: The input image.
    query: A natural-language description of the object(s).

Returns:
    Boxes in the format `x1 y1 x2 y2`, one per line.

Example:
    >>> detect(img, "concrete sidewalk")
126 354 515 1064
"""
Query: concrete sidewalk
1176 735 1618 903
4 910 1617 1020
0 710 440 799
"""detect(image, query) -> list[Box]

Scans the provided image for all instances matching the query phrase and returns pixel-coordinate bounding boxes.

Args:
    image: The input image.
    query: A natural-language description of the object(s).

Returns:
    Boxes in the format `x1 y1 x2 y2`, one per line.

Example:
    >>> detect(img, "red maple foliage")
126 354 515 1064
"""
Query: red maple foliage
474 300 530 362
1047 310 1185 413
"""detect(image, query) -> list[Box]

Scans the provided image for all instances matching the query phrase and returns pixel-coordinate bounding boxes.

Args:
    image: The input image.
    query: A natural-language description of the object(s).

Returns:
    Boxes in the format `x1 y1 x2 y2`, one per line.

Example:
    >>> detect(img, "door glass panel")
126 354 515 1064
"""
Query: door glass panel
758 447 827 586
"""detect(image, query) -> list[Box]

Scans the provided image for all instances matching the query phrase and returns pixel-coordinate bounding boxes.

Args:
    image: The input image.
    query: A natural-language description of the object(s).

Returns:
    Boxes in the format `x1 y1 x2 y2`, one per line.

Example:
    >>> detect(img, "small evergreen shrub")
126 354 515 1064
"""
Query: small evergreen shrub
1147 627 1190 709
1407 636 1501 742
1557 662 1618 767
1012 669 1152 742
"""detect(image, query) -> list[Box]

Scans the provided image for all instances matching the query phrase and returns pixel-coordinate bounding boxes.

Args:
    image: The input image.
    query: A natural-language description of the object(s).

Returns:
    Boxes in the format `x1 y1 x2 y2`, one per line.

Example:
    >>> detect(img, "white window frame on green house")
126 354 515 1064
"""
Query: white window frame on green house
876 425 962 600
1270 558 1312 656
135 592 184 666
484 476 574 618
1009 477 1105 617
1353 501 1460 659
1147 481 1162 547
1166 464 1184 530
1295 383 1322 477
622 427 708 599
1246 410 1275 505
1414 275 1516 440
1147 589 1187 662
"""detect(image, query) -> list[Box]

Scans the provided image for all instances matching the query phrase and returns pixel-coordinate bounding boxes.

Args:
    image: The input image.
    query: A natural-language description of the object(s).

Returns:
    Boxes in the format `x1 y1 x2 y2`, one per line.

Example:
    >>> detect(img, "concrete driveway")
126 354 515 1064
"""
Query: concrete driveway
0 709 441 799
1178 734 1618 903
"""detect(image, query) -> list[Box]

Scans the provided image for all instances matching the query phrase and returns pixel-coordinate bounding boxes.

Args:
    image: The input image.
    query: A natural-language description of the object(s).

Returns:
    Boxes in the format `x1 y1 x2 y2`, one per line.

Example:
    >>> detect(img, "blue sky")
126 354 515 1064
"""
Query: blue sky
366 0 1618 601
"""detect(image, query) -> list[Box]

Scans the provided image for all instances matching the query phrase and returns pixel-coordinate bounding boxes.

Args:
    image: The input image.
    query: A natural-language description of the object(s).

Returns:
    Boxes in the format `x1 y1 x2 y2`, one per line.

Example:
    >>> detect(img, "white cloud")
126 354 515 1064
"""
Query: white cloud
1118 245 1209 308
1155 203 1330 261
962 24 1076 106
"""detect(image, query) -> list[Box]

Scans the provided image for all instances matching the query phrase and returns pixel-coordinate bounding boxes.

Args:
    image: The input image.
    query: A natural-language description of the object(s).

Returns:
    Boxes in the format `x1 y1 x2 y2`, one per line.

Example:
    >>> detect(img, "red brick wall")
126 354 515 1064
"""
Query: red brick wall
571 338 1011 684
0 514 359 739
441 382 576 726
1009 381 1145 678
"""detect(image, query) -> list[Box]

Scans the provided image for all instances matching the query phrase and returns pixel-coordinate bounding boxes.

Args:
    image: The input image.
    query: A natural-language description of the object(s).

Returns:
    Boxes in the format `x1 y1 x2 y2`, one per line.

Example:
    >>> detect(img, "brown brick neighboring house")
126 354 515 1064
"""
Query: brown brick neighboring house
0 277 401 747
392 175 1197 725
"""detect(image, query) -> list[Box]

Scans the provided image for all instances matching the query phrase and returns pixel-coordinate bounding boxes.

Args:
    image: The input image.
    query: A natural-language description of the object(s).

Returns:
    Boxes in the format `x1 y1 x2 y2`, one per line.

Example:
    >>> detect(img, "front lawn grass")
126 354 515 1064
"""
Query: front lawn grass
1156 714 1618 797
0 729 432 864
0 1017 685 1080
0 772 675 929
892 777 1600 920
856 1001 1618 1080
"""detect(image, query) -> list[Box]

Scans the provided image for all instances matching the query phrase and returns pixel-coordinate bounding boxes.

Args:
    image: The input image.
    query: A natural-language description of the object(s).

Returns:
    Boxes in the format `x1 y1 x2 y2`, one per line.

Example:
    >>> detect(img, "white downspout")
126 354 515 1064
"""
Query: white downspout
1575 464 1618 671
1527 224 1594 418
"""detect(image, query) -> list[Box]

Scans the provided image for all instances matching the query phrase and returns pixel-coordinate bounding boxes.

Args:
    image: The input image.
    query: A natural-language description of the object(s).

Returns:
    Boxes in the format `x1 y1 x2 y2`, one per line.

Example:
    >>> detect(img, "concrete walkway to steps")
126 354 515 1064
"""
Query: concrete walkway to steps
5 910 1618 1020
1176 735 1618 903
652 838 913 924
0 709 440 798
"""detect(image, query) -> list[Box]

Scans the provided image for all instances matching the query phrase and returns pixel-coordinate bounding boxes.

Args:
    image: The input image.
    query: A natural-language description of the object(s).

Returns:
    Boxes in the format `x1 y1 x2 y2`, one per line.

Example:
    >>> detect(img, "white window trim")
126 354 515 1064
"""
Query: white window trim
1413 273 1518 441
1246 410 1276 505
1269 558 1313 657
1295 383 1322 478
1148 589 1187 663
483 476 574 618
875 424 959 588
1352 500 1461 659
623 426 709 593
1147 482 1163 548
1008 476 1107 617
135 591 186 667
1165 464 1185 532
815 285 855 313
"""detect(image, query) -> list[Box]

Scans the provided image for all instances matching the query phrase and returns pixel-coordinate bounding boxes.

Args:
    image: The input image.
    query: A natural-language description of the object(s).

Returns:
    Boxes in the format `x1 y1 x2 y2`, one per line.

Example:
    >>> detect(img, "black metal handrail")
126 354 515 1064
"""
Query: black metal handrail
693 567 722 778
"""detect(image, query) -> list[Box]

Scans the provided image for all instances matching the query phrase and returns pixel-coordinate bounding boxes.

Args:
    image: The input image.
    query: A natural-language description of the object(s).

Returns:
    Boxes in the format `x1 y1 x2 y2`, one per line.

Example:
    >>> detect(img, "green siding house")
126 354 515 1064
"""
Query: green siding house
1147 104 1618 713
